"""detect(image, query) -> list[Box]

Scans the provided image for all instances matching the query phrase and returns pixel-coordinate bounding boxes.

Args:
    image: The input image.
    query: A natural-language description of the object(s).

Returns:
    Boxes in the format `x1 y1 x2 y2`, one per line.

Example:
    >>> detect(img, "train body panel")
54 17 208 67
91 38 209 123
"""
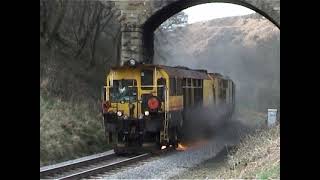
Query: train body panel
101 62 235 154
203 79 214 107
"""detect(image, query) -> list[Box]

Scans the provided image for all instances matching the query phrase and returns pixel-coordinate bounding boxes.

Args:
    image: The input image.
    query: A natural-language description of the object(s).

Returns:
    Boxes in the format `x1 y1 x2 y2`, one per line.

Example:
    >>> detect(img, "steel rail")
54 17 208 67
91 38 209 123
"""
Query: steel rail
55 153 150 180
40 151 116 179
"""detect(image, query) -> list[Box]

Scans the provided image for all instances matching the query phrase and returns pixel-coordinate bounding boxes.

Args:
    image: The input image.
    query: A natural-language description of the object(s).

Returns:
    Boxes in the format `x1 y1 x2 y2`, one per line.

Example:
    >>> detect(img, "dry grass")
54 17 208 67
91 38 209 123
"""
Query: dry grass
40 95 111 166
173 123 280 179
218 124 280 179
40 41 113 166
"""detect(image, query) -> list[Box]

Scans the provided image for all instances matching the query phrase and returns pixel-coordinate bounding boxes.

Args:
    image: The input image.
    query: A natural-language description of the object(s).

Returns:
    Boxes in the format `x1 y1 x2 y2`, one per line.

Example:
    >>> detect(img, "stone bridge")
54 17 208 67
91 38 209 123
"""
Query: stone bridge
108 0 280 65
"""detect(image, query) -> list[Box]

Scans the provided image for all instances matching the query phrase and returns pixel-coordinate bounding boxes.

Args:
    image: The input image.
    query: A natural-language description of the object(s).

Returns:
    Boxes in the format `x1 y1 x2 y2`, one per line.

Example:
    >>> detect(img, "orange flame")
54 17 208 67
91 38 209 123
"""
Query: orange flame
176 140 209 151
176 143 188 151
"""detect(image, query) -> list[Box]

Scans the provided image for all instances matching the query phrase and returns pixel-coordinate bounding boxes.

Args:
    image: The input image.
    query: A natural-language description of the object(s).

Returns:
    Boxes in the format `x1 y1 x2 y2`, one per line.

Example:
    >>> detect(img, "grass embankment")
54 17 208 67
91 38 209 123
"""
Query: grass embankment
175 123 280 179
40 95 111 166
220 124 280 179
40 40 114 166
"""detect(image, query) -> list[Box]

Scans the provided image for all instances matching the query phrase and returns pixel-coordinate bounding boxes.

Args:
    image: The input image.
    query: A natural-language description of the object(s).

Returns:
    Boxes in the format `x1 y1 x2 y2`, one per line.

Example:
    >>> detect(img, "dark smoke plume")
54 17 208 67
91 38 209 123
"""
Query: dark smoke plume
154 13 280 144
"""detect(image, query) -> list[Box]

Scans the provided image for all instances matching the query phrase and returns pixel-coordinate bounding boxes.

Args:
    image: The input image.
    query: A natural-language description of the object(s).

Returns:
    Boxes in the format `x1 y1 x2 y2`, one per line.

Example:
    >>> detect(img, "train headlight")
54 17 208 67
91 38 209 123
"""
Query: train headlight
144 111 150 116
123 115 128 120
129 59 136 66
117 111 123 117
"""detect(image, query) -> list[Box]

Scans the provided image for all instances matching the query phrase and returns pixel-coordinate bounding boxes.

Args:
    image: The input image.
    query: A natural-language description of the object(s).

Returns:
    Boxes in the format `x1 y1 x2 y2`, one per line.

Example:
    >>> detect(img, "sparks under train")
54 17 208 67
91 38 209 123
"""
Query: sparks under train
101 60 235 154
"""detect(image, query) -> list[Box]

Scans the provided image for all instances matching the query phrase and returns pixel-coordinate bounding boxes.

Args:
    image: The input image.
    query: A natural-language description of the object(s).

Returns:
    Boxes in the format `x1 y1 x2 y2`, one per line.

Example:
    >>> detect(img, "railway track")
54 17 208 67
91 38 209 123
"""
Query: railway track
40 148 174 179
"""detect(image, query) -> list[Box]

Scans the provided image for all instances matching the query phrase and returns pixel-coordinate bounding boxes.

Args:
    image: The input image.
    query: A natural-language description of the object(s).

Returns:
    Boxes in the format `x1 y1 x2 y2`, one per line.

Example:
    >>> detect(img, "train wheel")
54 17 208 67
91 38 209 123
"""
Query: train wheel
169 128 179 148
155 133 162 150
177 118 183 141
174 133 179 148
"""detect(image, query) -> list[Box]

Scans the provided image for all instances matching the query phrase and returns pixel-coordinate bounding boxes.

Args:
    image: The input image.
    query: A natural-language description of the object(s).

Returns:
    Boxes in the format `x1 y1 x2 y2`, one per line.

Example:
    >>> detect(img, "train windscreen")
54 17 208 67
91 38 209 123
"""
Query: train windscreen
110 79 137 102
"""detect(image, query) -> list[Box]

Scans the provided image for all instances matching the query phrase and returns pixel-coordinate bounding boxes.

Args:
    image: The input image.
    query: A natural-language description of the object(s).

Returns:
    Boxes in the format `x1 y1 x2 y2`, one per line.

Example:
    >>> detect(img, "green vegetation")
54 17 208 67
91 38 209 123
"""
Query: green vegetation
256 163 280 179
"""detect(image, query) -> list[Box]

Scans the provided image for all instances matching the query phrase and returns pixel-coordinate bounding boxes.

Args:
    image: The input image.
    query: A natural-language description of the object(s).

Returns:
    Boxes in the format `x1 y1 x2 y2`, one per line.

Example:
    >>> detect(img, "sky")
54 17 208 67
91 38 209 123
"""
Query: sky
183 3 255 24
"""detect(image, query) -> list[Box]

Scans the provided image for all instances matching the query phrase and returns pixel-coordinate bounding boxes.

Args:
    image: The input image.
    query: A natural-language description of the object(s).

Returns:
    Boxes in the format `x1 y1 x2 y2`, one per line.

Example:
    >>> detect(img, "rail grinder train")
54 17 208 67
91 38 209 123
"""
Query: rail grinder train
101 59 235 154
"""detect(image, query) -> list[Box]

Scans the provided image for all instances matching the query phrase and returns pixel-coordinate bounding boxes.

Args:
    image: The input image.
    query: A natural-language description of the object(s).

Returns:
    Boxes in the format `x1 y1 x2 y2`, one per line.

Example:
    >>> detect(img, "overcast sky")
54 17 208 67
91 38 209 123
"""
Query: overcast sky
183 3 255 24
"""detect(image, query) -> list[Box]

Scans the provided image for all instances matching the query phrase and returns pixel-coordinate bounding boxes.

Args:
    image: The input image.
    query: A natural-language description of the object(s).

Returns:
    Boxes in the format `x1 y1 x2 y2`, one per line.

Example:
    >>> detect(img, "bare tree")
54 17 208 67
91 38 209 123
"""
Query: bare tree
159 11 188 31
40 0 119 66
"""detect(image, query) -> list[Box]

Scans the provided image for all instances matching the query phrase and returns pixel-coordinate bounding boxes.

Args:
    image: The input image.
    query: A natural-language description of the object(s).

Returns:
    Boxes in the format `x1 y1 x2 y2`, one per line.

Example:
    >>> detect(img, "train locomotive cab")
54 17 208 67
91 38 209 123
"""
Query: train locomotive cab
101 61 236 155
101 62 182 154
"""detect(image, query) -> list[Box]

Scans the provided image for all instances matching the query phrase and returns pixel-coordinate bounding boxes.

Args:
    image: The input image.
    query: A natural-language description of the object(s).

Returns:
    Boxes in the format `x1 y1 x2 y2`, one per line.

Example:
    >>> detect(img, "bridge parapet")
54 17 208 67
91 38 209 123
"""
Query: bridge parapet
113 0 280 65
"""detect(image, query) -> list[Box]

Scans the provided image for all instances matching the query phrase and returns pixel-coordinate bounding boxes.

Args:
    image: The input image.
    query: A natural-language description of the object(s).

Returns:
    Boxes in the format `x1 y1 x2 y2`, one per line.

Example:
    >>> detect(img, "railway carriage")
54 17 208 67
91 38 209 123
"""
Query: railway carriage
101 60 235 154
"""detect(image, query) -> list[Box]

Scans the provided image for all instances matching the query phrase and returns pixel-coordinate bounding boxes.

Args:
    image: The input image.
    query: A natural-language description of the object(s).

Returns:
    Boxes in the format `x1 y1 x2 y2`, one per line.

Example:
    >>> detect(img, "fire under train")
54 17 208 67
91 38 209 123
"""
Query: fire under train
101 60 235 154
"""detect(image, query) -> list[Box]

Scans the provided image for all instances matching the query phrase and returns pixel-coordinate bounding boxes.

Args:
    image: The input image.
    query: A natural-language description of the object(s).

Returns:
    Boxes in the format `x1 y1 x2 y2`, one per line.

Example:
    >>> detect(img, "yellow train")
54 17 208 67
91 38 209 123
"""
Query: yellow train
101 60 235 154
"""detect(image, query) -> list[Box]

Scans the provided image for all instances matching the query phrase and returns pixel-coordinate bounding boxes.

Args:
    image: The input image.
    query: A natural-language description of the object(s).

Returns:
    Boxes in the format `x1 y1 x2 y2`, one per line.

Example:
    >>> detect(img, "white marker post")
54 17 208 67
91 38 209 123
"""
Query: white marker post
267 109 278 127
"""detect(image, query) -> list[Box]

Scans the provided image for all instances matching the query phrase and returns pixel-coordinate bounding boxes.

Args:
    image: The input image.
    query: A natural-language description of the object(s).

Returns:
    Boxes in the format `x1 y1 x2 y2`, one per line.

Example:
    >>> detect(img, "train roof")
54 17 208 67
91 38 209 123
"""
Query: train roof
111 64 210 79
111 64 232 80
160 65 210 79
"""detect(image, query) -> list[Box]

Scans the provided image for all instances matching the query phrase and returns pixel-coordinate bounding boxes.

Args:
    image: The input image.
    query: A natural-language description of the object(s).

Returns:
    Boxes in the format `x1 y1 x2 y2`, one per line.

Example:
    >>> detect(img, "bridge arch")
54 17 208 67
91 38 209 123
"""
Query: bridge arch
140 0 279 64
143 0 279 32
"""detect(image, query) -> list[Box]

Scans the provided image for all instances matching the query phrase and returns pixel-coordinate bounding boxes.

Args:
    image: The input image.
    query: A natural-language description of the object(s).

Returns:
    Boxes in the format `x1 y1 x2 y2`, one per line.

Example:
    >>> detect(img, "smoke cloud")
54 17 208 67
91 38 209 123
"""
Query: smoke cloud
154 13 280 143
